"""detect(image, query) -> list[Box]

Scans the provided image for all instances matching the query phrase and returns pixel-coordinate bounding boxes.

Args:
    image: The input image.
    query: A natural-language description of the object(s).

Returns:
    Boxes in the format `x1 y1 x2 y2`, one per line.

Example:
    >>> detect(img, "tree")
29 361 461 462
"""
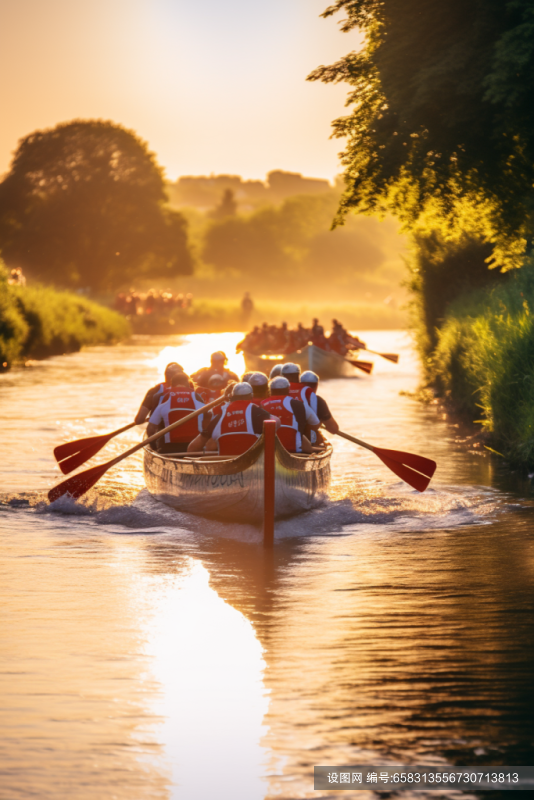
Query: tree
308 0 534 269
209 188 238 220
0 120 193 290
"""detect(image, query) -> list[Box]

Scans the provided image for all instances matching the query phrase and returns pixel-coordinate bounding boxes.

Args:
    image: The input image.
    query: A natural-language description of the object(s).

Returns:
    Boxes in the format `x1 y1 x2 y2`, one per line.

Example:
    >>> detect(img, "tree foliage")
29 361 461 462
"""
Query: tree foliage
308 0 534 268
0 120 193 290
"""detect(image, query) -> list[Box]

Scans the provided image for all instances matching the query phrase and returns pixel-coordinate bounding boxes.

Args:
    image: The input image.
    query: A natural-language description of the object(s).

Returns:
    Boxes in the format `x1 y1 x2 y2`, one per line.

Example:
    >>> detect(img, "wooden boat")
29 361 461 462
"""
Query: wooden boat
143 436 332 523
243 343 357 380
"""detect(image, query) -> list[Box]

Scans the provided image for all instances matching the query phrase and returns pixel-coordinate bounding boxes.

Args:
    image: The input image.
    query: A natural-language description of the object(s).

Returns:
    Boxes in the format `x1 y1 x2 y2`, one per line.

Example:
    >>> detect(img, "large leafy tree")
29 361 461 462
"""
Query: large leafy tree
0 120 193 290
308 0 534 268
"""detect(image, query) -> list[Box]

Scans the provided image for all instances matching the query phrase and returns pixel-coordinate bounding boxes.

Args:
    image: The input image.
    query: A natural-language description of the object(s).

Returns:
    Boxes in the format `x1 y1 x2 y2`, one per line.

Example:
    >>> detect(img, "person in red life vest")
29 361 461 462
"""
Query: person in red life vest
187 382 280 455
146 373 207 454
261 376 318 454
134 362 185 424
247 372 269 403
279 363 321 439
198 373 225 403
300 370 339 444
191 351 239 389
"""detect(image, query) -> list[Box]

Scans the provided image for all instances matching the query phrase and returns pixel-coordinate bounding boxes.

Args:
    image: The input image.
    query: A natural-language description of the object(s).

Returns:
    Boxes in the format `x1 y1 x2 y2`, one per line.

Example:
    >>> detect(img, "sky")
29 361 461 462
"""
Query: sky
0 0 360 182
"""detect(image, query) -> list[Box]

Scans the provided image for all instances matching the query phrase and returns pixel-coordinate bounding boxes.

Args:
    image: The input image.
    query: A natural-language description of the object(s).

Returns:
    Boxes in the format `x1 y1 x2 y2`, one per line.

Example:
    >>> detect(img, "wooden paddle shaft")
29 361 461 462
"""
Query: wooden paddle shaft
334 429 375 453
102 395 227 471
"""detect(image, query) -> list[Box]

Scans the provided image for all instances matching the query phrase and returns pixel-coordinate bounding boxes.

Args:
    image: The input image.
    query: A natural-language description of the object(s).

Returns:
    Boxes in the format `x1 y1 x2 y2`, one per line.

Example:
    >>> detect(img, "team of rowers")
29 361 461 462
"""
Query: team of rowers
135 350 339 457
236 318 367 357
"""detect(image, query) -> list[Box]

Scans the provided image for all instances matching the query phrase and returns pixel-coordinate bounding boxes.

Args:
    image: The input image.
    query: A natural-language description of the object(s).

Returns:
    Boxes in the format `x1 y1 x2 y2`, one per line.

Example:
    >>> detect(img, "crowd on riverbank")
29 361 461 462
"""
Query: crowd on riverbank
114 289 193 317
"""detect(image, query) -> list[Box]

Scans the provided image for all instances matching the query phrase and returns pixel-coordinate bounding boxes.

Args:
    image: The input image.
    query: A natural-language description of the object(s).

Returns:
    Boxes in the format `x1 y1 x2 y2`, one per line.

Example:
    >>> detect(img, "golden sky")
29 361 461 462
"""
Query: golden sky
0 0 359 182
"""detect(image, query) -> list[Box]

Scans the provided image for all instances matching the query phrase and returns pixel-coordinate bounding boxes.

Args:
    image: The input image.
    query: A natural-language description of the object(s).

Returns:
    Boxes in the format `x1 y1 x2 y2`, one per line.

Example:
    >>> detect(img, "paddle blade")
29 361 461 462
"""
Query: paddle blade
379 353 399 363
48 461 112 503
374 447 437 492
349 359 374 375
54 433 111 463
58 440 110 474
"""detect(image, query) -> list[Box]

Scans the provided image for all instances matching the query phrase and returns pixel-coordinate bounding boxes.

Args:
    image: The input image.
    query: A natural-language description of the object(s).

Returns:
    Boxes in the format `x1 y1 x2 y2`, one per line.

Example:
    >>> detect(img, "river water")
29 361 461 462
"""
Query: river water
1 331 533 800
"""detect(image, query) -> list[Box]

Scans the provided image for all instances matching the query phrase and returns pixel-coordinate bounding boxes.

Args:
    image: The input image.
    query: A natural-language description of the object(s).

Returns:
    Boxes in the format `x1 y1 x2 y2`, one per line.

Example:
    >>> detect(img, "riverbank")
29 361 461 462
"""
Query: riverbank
0 275 130 371
419 256 534 468
127 298 406 334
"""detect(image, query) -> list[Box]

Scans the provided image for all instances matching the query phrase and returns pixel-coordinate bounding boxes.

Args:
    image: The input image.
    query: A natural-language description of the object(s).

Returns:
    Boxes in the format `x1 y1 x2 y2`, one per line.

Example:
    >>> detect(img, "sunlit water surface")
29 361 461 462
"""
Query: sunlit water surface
1 331 533 800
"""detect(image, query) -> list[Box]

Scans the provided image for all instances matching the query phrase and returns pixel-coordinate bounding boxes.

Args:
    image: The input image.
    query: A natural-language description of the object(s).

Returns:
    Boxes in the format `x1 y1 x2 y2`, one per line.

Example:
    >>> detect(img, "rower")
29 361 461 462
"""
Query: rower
247 372 269 403
198 373 226 404
146 372 206 454
191 351 239 389
300 370 339 443
261 376 317 453
134 362 184 424
188 382 279 456
280 362 321 441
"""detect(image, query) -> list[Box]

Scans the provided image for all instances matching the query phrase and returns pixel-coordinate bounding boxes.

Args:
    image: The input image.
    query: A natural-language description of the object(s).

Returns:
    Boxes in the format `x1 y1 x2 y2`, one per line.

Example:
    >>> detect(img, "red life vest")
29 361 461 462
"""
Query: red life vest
212 400 259 455
198 388 224 416
288 382 302 400
153 381 171 406
157 389 205 443
299 385 316 412
300 386 318 443
260 395 302 452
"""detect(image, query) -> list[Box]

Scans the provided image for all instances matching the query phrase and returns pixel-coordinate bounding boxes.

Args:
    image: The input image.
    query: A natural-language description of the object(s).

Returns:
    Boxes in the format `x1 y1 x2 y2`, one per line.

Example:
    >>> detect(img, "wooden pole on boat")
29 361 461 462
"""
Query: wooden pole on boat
263 420 276 548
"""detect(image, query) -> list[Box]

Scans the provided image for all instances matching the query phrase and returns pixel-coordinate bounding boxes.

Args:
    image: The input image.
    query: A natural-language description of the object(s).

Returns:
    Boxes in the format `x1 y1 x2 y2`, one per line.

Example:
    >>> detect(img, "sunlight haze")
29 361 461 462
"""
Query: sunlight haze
0 0 358 181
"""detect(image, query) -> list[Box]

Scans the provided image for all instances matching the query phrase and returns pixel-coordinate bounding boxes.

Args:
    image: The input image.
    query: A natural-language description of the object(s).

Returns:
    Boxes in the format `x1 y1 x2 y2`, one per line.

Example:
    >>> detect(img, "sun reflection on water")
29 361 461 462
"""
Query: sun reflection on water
144 559 269 800
152 333 246 380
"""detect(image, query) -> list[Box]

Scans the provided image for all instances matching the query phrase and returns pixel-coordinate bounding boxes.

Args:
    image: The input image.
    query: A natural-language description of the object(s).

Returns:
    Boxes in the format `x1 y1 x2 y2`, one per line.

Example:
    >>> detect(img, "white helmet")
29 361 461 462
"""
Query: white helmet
281 362 300 376
232 382 253 397
241 371 254 383
269 376 290 391
300 370 319 384
248 372 268 386
269 364 283 378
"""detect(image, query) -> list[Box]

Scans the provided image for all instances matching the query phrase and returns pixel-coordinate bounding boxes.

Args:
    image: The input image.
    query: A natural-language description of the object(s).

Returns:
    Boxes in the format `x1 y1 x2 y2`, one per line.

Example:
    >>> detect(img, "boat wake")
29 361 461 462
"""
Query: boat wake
0 478 507 545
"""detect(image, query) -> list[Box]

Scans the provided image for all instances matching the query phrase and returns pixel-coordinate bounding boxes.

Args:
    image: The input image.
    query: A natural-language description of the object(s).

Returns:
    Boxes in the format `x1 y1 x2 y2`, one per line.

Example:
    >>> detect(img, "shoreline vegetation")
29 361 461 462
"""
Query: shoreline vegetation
0 269 130 372
413 255 534 469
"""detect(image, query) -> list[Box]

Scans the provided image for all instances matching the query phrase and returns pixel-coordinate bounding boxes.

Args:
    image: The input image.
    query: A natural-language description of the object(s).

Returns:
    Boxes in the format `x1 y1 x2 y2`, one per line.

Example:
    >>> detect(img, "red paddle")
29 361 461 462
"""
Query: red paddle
54 422 138 469
347 359 373 375
48 395 227 504
335 430 436 492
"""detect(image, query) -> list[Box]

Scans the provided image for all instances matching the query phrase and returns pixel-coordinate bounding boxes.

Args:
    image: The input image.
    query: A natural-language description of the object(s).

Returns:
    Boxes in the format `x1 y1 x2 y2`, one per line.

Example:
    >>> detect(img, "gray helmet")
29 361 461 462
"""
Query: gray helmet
241 371 254 383
269 364 283 378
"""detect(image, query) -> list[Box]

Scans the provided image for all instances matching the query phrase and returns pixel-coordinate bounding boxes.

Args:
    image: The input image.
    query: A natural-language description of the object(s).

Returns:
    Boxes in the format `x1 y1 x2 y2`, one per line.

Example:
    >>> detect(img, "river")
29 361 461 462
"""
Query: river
1 331 533 800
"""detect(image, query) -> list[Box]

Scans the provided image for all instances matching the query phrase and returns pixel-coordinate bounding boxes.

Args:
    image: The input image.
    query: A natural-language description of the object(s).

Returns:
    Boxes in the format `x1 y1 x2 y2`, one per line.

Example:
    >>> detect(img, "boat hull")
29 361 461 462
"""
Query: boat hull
143 437 332 523
243 344 356 379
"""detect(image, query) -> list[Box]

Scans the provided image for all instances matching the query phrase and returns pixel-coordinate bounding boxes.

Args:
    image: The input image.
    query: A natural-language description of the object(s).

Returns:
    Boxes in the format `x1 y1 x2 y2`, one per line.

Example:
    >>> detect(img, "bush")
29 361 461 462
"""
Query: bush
0 264 130 370
428 255 534 465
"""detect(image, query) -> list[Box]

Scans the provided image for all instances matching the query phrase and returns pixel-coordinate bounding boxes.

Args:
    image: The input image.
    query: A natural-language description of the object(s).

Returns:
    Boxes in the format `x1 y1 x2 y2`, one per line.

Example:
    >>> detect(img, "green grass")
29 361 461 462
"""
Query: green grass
130 299 406 334
425 256 534 466
0 270 130 370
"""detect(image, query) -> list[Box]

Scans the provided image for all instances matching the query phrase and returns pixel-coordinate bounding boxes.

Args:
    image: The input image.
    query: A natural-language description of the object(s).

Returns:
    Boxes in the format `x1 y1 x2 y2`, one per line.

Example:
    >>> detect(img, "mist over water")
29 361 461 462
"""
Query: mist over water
1 332 533 799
